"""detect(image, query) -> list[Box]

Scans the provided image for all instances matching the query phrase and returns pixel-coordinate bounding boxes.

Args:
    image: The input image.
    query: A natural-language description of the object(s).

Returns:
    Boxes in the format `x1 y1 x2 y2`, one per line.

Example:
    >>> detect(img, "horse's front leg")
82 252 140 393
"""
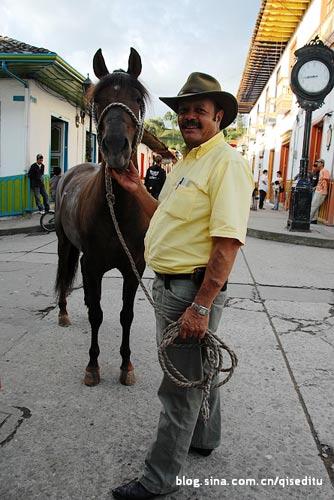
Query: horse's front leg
81 258 103 386
119 271 142 386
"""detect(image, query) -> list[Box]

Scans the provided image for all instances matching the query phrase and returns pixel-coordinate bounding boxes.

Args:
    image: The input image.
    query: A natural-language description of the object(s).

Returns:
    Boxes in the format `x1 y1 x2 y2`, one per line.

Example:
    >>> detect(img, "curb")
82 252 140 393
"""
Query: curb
247 227 334 249
0 225 42 236
1 224 333 249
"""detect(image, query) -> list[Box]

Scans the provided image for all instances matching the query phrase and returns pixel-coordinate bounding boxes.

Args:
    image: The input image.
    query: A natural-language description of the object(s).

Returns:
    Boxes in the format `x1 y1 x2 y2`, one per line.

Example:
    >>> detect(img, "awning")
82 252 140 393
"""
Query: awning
0 53 86 107
237 0 311 113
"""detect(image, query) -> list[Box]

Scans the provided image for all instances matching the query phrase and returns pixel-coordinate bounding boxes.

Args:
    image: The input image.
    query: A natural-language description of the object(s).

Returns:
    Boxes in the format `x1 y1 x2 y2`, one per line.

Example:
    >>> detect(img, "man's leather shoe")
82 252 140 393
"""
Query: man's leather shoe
112 479 157 499
189 445 213 457
310 220 318 224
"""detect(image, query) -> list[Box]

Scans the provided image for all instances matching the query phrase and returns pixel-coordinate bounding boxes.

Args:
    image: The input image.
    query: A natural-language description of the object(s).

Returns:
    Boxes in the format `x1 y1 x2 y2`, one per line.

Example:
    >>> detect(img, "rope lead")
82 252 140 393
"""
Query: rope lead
105 158 238 424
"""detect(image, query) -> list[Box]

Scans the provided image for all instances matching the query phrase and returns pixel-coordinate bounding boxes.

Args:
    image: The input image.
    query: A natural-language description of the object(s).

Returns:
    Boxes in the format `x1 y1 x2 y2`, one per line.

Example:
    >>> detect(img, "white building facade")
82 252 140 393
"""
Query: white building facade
0 36 174 217
0 78 93 179
238 0 334 224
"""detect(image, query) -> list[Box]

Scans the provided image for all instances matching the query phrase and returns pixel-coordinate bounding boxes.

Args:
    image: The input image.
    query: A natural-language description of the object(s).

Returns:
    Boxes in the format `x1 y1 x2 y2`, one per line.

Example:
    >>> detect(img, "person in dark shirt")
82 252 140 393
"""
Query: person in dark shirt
28 154 50 213
144 155 166 199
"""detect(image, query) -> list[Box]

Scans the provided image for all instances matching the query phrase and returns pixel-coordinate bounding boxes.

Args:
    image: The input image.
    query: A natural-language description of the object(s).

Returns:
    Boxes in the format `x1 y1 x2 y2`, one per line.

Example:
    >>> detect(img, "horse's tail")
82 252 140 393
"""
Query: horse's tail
55 227 80 299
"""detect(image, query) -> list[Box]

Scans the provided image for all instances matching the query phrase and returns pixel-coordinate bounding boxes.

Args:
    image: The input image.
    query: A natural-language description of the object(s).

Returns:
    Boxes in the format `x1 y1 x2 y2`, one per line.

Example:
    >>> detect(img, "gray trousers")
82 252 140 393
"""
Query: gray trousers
32 184 49 211
140 276 227 494
310 192 326 221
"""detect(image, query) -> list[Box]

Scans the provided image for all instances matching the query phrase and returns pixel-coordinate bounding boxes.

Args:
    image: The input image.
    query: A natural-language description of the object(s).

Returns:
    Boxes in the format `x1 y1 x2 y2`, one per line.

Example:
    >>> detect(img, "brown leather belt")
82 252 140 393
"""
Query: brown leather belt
155 267 227 291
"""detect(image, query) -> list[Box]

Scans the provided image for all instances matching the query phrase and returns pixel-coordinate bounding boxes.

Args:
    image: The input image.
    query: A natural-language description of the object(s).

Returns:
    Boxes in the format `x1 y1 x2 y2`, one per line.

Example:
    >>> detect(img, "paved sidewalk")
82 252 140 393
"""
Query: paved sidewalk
248 205 334 248
1 205 334 248
0 212 42 236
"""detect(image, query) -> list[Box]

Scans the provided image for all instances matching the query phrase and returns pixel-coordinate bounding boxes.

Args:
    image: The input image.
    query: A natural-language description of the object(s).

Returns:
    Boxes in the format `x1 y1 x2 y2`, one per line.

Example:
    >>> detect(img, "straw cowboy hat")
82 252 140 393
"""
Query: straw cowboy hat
160 72 238 129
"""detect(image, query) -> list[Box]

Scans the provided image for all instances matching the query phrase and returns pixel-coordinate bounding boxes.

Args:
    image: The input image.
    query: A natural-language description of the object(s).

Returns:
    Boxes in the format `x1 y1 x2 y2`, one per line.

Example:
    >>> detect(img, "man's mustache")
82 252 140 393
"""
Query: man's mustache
180 119 201 128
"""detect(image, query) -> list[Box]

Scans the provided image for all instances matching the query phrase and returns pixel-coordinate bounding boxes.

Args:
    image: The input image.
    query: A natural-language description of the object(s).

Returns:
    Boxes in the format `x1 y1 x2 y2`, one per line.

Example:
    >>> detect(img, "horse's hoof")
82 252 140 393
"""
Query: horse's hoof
120 369 136 386
84 367 100 386
58 314 71 327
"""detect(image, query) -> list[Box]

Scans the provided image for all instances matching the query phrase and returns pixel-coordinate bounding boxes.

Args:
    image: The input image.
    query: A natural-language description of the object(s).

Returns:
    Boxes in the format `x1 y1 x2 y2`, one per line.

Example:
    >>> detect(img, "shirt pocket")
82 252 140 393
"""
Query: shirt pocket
163 184 198 221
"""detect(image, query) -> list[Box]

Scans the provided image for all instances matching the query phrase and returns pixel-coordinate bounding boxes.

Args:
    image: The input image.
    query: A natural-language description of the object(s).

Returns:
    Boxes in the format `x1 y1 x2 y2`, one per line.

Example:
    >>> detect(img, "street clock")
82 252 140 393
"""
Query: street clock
297 60 330 93
290 36 334 110
288 37 334 232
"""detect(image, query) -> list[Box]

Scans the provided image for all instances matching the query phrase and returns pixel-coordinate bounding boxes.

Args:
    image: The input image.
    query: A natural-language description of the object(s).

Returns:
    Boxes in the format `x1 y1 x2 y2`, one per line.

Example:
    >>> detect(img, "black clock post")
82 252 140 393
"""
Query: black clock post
287 37 334 231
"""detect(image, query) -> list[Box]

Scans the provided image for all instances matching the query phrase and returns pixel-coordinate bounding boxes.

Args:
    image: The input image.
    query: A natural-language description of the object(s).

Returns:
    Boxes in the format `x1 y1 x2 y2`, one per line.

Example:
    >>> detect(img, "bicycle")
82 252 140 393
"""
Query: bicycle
40 210 56 232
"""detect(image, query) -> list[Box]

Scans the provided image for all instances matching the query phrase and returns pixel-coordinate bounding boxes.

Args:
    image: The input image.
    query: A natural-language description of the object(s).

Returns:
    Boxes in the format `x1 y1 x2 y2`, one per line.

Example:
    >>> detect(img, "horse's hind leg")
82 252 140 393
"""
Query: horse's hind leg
55 231 79 327
81 257 103 386
119 271 141 386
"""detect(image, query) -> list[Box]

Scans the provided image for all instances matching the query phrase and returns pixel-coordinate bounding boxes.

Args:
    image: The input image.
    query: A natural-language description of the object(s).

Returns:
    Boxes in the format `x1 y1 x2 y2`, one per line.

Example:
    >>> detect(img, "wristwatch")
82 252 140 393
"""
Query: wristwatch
191 302 211 316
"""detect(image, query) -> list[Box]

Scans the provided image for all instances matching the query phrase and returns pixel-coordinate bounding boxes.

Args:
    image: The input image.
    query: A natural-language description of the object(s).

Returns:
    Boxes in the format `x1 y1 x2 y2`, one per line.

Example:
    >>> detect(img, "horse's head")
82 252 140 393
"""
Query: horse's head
88 48 149 173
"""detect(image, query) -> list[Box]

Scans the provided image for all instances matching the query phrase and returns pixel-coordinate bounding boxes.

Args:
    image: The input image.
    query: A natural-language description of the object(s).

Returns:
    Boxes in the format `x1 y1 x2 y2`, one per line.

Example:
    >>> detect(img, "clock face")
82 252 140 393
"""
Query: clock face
297 60 330 94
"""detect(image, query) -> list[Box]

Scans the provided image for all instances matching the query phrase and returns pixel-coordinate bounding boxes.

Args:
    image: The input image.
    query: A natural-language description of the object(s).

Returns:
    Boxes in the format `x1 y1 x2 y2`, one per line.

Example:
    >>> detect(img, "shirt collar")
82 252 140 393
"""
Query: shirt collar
184 132 225 160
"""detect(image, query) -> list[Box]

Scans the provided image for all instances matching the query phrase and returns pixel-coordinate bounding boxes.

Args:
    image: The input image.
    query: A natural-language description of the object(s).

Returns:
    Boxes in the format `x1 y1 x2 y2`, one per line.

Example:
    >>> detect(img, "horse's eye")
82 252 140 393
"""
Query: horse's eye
136 97 142 104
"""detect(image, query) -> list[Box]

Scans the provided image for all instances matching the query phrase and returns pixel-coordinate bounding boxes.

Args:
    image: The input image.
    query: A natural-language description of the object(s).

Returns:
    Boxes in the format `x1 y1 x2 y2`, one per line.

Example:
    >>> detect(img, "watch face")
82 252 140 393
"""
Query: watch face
297 60 330 94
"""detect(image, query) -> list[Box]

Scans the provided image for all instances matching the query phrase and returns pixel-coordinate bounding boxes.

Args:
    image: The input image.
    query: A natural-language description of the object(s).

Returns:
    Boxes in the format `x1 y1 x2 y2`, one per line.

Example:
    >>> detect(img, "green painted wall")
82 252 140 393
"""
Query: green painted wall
0 174 50 217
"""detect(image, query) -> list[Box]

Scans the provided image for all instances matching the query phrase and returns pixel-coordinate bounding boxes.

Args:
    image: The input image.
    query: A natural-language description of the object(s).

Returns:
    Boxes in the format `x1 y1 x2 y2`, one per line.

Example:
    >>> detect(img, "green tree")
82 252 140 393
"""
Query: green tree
224 114 246 143
163 111 178 128
145 114 183 150
144 118 165 137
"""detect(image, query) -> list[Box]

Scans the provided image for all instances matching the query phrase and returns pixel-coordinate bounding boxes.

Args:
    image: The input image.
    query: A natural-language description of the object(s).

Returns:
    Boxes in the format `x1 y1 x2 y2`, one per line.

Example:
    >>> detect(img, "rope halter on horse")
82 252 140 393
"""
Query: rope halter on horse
92 99 146 153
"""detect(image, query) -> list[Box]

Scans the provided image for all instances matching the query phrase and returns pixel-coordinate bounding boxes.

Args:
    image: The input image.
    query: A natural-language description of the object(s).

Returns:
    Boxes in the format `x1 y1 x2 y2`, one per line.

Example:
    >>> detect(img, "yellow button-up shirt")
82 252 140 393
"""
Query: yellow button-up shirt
144 132 254 274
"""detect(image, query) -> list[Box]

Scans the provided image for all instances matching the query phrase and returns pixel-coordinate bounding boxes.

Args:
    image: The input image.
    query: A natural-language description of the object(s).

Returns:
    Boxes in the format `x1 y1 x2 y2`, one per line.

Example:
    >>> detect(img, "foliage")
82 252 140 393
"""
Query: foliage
224 114 246 143
163 111 178 128
145 112 246 150
144 118 165 137
145 111 183 150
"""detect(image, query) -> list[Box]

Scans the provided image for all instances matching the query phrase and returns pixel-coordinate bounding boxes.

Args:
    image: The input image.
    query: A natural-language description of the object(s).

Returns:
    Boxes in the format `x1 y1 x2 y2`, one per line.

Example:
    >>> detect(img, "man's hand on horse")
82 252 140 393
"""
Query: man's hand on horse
110 160 140 192
179 307 209 340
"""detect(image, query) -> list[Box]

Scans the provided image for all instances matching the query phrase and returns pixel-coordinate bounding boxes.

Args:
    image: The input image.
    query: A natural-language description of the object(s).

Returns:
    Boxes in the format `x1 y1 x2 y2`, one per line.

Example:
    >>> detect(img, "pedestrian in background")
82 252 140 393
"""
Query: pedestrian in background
310 159 330 224
251 186 258 210
272 170 283 210
310 162 320 194
50 166 62 202
28 154 50 214
144 154 166 199
258 169 268 209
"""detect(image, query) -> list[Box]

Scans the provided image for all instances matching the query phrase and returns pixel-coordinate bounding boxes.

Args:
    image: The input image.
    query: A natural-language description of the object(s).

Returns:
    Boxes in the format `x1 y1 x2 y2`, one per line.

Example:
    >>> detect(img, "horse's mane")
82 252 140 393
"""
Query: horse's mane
86 70 150 105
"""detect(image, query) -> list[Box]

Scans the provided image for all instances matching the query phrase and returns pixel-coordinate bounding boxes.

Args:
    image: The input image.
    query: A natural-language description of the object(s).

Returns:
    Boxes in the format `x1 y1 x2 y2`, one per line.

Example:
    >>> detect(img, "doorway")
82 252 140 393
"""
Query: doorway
50 117 68 175
309 121 323 167
267 149 275 200
279 142 290 203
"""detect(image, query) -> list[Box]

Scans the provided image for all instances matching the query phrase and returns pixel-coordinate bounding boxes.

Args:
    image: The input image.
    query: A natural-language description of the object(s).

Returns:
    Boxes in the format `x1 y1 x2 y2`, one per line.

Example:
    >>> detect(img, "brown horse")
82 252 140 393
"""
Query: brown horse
55 48 150 386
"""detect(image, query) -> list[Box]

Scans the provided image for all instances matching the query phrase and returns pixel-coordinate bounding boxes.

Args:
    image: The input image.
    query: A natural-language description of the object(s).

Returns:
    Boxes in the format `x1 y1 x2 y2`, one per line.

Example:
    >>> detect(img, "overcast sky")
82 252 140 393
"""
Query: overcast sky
1 0 261 117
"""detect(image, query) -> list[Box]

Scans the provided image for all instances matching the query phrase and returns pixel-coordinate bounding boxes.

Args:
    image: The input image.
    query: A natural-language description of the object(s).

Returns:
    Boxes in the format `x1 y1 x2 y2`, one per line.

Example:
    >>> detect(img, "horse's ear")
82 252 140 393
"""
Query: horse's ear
127 47 142 78
93 49 109 79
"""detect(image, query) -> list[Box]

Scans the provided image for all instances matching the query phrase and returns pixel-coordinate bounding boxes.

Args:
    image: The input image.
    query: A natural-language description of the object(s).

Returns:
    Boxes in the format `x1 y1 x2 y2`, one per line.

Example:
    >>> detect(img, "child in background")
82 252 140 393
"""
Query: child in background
50 167 62 202
272 180 280 210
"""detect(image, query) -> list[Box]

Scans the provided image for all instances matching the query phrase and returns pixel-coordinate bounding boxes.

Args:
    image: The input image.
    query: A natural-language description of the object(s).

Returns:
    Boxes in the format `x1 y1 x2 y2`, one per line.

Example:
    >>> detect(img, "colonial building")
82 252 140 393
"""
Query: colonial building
0 36 98 216
237 0 334 224
0 36 174 217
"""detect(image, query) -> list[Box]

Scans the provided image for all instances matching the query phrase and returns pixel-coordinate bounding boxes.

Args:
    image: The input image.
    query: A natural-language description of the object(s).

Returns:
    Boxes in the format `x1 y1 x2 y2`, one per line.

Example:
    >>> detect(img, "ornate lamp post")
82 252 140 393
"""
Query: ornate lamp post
82 74 93 162
287 37 334 231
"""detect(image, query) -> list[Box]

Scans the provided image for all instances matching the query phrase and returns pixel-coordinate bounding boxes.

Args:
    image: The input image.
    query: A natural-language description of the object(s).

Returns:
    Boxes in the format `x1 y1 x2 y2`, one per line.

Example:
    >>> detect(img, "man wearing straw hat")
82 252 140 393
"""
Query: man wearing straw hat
112 72 253 499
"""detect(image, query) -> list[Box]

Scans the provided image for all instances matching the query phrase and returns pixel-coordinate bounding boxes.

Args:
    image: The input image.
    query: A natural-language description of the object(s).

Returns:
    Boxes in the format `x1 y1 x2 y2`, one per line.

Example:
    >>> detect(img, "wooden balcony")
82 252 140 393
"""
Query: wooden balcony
276 89 293 115
256 112 265 132
248 126 257 140
264 111 277 126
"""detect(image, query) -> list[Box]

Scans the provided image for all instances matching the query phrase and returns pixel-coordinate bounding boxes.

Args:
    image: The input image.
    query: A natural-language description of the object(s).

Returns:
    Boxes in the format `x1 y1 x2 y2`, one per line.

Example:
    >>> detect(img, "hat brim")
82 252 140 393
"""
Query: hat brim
159 91 238 129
